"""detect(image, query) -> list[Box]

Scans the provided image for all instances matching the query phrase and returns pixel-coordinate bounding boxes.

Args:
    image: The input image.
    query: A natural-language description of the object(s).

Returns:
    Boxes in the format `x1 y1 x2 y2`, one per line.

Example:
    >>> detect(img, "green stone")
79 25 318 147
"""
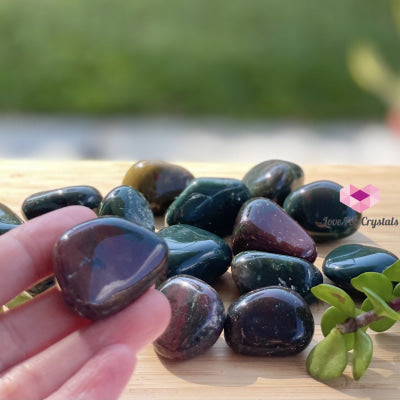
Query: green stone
122 160 194 215
158 224 232 284
231 251 322 303
242 160 303 205
165 178 251 237
283 180 362 242
323 244 399 291
0 202 23 235
98 185 155 231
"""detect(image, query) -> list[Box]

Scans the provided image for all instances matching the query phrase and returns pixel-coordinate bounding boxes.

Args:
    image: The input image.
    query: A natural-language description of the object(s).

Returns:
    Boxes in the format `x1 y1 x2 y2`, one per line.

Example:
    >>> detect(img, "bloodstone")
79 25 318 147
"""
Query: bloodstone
53 217 168 320
158 224 232 284
323 244 399 291
231 198 317 262
283 180 362 242
242 160 304 205
0 202 23 235
165 178 251 237
22 185 102 220
154 275 225 360
231 251 322 303
98 185 155 231
224 286 314 356
122 160 194 215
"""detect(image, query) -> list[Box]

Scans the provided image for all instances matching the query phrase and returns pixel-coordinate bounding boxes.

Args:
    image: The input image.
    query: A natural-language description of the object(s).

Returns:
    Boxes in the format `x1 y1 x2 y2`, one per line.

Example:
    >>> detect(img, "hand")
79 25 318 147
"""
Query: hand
0 206 171 400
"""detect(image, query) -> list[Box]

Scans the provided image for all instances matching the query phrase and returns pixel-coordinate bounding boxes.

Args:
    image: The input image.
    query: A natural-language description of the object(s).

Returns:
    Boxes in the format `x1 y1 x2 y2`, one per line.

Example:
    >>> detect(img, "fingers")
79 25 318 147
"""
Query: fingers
0 206 96 305
0 288 171 400
45 344 136 400
0 288 89 373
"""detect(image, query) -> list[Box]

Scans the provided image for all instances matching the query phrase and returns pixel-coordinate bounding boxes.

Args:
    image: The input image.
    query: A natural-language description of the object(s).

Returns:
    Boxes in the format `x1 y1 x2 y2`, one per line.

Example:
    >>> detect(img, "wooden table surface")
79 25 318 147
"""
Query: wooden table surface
0 160 399 400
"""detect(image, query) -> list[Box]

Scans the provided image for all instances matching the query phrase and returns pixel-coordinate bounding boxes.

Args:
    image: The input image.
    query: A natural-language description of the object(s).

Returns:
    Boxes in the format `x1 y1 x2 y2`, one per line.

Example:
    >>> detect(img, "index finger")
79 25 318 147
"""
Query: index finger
0 206 96 306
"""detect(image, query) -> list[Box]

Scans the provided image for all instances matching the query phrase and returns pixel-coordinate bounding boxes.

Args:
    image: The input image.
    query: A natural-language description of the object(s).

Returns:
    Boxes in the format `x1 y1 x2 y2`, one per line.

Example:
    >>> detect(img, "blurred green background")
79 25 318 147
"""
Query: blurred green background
0 0 398 119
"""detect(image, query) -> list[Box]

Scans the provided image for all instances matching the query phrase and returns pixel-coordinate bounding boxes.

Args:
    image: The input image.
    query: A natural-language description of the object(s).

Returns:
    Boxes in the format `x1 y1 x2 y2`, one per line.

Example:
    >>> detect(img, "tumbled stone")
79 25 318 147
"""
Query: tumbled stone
98 185 155 231
153 275 225 360
53 217 168 320
158 224 232 284
0 202 23 235
122 160 194 215
231 198 317 262
231 251 322 303
165 178 251 237
22 185 102 220
224 286 314 356
323 244 399 291
242 160 304 205
283 180 362 242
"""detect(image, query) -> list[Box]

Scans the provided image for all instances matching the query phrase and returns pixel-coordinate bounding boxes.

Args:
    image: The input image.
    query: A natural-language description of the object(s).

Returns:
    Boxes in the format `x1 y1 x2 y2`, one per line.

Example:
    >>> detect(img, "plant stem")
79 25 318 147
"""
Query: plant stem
336 297 400 334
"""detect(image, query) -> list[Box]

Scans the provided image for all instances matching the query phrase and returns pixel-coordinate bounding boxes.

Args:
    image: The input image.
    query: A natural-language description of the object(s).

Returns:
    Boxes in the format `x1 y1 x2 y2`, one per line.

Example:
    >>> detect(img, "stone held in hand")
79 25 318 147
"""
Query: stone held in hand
231 198 317 262
242 159 304 205
53 217 168 320
22 185 102 220
98 185 155 231
0 202 24 235
153 275 225 360
224 286 314 356
231 251 323 304
165 177 251 237
122 160 194 215
283 180 362 242
158 224 232 284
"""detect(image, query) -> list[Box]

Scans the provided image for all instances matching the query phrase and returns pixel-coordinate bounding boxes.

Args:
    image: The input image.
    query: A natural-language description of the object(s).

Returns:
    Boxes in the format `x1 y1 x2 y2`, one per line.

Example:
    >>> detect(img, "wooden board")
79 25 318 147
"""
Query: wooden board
0 160 399 400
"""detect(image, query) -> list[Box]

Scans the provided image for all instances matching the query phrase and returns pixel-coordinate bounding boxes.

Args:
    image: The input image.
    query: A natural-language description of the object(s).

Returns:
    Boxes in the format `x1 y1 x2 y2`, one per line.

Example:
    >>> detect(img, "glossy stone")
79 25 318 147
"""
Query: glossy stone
231 251 322 303
122 160 194 215
242 160 304 205
158 224 232 284
53 217 168 320
154 275 225 360
165 178 251 237
283 180 362 242
98 185 155 231
231 198 317 262
224 286 314 356
323 244 399 291
0 202 23 235
22 185 102 220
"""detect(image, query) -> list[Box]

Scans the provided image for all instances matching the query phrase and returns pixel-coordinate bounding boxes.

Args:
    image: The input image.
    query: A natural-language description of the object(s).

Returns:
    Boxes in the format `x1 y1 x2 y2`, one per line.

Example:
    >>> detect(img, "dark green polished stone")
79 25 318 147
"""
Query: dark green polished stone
0 202 23 235
53 217 168 320
283 180 362 242
122 160 194 215
242 159 304 205
22 185 102 220
231 198 317 262
158 224 232 284
154 275 225 360
231 251 323 304
224 286 314 356
165 178 251 237
98 185 155 231
323 244 399 291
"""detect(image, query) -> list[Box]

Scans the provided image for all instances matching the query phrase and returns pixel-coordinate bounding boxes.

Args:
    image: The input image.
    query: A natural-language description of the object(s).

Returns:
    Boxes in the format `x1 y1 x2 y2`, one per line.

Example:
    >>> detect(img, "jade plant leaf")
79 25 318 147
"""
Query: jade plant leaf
393 283 400 298
364 288 400 321
351 272 393 302
312 284 355 317
383 260 400 282
306 328 348 381
361 298 396 332
352 329 373 381
321 306 354 350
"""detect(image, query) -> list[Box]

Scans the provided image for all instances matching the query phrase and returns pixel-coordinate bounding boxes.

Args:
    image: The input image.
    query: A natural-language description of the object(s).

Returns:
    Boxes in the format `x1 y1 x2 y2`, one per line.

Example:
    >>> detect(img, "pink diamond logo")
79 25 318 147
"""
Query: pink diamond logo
340 184 380 213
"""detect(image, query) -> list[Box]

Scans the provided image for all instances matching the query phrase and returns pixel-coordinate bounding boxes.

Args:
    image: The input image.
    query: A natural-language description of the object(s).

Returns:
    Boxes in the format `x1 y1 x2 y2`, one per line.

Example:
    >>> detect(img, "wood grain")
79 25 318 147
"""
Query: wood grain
0 160 398 400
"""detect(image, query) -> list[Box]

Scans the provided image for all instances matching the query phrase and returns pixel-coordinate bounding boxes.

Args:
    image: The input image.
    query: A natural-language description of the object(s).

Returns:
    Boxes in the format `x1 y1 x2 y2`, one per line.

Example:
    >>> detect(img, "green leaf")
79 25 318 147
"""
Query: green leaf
5 291 32 309
321 306 355 350
351 272 393 302
361 298 396 332
383 260 400 282
311 284 355 317
364 287 400 321
393 283 400 298
306 328 348 381
352 329 373 380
